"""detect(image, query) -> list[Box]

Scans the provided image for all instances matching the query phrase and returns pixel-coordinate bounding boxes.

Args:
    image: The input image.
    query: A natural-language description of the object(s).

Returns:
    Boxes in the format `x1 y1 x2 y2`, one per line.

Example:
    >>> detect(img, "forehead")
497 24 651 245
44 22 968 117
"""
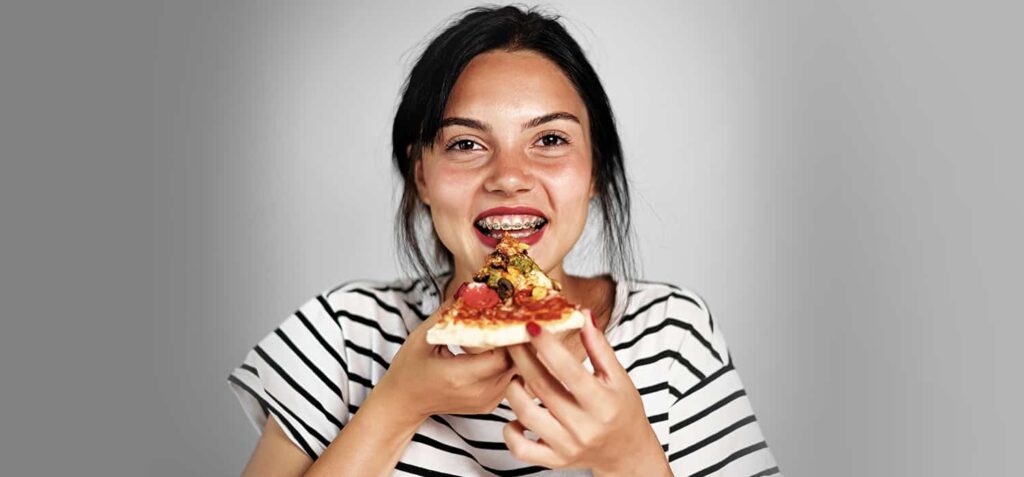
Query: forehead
444 49 588 124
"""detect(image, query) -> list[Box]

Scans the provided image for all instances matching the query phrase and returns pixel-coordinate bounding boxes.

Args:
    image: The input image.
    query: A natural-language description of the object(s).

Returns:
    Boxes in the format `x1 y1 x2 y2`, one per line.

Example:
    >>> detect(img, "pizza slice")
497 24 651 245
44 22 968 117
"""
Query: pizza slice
426 233 586 349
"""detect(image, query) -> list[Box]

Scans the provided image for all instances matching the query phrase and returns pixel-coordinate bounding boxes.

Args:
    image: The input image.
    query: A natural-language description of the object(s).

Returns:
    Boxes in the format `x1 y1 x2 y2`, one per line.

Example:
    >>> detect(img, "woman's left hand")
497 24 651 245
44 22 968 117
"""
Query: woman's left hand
503 311 672 477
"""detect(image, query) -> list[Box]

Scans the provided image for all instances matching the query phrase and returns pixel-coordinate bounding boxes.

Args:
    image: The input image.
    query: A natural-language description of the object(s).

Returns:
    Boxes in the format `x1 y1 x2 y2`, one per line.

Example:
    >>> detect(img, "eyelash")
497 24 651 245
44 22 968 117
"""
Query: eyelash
444 133 571 152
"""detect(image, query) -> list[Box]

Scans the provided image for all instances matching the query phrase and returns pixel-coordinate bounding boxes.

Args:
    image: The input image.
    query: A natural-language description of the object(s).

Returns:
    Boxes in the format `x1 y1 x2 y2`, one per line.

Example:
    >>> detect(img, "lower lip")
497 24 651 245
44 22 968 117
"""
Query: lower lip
474 223 547 248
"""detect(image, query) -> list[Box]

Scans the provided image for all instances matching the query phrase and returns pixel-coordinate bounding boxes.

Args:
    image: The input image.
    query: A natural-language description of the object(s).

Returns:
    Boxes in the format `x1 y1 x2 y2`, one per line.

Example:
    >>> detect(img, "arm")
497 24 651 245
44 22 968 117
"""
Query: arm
240 387 425 477
663 296 780 476
303 385 424 477
236 297 515 476
241 418 313 477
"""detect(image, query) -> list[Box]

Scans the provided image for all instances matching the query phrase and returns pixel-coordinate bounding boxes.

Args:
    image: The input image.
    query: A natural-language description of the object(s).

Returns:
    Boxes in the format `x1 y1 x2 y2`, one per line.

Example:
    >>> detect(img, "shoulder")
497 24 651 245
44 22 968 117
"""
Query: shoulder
317 276 434 324
235 275 426 369
248 276 428 340
613 278 729 377
617 279 713 332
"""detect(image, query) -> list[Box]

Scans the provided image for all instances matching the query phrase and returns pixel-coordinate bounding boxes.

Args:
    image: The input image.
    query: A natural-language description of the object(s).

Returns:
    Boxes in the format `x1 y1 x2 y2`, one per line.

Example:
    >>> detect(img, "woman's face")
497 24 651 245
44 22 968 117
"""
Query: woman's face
415 49 594 282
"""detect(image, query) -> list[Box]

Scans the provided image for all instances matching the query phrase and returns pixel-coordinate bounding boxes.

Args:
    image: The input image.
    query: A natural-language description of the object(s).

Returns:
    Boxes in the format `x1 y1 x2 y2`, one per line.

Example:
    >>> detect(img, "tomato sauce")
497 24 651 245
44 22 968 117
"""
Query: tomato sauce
452 293 574 328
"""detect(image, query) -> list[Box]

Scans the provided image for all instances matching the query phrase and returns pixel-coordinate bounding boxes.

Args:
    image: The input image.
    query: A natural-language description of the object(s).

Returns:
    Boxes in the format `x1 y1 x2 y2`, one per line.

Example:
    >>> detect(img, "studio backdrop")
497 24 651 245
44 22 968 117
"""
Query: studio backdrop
1 1 1020 476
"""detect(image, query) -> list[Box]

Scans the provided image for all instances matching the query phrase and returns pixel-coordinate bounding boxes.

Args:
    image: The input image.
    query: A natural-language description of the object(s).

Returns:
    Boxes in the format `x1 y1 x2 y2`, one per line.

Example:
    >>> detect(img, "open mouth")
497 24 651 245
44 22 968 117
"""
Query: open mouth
471 206 550 247
474 214 549 240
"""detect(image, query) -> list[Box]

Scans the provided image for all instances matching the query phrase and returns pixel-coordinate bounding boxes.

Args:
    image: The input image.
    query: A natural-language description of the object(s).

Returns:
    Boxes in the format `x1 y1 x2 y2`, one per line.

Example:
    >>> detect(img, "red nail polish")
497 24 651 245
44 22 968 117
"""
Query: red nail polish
454 282 467 299
591 315 598 327
526 321 541 337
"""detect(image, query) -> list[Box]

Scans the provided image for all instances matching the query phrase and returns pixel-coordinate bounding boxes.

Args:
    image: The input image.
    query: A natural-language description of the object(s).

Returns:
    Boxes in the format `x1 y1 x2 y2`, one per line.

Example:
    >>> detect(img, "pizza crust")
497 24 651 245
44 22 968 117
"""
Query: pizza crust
426 308 586 348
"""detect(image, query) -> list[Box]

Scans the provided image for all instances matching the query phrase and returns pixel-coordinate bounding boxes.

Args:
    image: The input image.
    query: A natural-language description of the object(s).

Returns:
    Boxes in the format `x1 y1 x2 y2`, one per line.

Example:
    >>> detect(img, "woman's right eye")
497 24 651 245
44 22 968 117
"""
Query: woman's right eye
445 139 483 152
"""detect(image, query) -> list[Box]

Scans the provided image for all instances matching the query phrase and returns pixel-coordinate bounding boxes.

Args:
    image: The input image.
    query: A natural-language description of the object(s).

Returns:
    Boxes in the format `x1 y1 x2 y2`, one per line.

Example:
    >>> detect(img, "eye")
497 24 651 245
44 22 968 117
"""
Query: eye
536 133 570 148
444 138 484 152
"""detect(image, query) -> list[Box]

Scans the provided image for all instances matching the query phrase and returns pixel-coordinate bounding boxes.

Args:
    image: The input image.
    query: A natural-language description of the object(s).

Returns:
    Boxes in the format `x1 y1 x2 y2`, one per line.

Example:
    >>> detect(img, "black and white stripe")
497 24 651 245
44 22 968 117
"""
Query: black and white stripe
228 276 780 476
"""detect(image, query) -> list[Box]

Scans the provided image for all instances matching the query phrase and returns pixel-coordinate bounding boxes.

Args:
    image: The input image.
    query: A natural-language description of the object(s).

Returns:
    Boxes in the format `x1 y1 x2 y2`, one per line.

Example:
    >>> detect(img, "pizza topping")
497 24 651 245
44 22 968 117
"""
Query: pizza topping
472 237 548 297
529 269 553 289
448 233 569 317
531 286 548 300
428 233 587 346
513 288 538 308
510 254 539 274
496 235 531 256
461 283 501 309
495 277 515 301
487 253 507 269
451 291 572 326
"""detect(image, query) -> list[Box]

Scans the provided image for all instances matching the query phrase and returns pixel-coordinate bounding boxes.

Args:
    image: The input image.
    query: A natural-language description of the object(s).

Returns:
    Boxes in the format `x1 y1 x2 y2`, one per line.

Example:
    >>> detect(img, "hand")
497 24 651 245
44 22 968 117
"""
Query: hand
502 311 671 476
372 299 518 424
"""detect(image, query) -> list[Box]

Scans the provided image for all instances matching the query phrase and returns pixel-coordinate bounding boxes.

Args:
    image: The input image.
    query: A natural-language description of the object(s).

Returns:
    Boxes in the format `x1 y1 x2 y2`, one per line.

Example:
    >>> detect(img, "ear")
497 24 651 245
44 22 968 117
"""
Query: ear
412 148 431 206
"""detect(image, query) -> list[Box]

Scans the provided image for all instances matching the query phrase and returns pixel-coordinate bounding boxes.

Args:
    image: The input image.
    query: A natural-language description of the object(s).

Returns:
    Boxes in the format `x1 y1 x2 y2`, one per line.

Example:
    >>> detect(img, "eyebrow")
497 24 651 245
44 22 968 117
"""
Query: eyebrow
439 111 581 133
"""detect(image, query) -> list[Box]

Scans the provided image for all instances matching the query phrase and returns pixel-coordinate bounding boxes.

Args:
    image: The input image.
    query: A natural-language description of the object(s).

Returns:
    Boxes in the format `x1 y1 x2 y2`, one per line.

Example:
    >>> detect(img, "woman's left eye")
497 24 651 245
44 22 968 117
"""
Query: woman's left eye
536 133 570 147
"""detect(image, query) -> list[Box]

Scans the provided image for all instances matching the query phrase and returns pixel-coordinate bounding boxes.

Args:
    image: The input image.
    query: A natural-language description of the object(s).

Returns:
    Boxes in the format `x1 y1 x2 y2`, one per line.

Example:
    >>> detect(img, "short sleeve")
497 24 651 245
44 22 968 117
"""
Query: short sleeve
664 293 782 476
227 293 351 460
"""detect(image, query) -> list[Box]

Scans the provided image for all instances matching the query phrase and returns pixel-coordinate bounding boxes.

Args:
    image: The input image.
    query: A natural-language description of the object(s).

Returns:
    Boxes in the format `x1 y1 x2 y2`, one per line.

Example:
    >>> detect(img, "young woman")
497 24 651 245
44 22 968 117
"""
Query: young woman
229 6 780 476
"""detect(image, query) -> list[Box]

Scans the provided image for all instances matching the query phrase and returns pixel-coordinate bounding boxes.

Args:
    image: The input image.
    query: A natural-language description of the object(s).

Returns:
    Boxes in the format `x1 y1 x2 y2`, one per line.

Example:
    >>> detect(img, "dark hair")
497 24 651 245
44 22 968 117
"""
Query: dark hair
391 4 637 297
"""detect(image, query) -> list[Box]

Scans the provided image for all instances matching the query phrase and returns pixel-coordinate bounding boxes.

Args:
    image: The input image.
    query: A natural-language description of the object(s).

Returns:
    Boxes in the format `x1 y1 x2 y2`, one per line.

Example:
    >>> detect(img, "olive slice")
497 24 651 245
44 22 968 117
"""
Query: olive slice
496 277 514 300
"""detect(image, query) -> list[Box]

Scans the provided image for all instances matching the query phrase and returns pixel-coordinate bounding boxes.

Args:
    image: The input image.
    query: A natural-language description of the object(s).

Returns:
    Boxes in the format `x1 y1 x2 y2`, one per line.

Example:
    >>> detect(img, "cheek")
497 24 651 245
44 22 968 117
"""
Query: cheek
547 161 593 211
538 163 592 243
423 164 478 227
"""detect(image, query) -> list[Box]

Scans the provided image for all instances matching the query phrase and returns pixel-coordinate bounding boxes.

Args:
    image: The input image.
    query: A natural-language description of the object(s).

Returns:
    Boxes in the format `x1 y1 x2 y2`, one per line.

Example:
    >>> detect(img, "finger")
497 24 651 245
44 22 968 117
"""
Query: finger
504 378 575 456
580 309 627 382
436 345 455 358
525 320 599 397
507 344 573 403
495 366 518 388
503 419 565 468
506 344 584 424
424 299 453 326
450 346 513 378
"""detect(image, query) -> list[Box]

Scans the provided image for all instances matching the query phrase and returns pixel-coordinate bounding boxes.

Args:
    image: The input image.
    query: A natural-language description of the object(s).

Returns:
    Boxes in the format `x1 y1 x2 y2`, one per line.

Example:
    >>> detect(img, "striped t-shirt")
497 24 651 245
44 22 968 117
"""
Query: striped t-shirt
228 274 781 476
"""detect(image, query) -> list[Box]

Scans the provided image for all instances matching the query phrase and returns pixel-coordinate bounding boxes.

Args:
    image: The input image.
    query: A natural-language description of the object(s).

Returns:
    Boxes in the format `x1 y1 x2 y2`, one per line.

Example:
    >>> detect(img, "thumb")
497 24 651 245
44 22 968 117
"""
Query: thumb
419 297 454 330
580 309 624 381
416 299 452 349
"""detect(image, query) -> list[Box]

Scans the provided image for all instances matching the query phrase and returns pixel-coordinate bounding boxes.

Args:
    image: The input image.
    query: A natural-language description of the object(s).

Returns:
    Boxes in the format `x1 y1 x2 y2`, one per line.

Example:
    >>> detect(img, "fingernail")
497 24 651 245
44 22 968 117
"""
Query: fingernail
591 315 598 328
526 321 541 337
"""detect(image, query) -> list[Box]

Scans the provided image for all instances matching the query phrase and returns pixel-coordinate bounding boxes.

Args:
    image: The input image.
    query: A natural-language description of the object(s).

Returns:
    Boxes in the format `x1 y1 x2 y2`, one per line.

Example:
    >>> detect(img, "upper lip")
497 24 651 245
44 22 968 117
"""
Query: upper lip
474 206 548 222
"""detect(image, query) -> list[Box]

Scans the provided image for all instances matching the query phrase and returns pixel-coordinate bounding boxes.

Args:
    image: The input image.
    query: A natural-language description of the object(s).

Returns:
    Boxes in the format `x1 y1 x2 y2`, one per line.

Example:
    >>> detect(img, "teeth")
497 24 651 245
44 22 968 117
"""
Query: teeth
476 214 546 231
507 229 535 238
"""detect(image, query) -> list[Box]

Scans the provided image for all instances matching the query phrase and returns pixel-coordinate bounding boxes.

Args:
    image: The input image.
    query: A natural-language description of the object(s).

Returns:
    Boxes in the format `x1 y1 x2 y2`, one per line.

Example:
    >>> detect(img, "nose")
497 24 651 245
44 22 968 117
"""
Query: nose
483 149 535 195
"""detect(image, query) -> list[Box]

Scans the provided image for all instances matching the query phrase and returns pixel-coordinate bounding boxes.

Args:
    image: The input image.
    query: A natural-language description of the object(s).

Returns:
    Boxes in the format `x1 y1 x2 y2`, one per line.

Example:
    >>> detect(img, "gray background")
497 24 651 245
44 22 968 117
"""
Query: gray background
1 0 1021 475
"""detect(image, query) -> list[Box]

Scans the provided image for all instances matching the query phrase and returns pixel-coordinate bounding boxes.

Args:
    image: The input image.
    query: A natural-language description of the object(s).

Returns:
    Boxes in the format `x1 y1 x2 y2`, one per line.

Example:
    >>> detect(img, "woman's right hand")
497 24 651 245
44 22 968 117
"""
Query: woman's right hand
371 299 517 423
